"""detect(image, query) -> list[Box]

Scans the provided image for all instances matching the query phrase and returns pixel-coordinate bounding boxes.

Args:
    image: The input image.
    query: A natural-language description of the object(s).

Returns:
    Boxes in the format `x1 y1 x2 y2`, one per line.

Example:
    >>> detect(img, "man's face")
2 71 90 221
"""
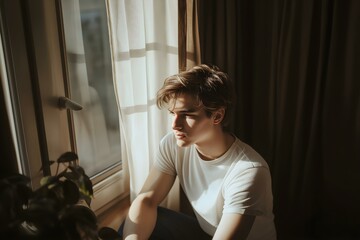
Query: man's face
169 93 215 147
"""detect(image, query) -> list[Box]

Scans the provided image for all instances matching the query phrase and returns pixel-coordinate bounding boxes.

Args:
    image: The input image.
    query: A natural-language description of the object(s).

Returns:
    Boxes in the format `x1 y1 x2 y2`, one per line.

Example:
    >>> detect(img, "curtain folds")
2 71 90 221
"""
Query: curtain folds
106 0 179 209
197 0 360 239
178 0 201 72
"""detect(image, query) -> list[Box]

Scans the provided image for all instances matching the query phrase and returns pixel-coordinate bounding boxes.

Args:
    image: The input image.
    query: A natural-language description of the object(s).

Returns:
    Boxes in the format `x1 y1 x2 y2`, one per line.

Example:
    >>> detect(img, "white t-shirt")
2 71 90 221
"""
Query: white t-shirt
154 132 277 240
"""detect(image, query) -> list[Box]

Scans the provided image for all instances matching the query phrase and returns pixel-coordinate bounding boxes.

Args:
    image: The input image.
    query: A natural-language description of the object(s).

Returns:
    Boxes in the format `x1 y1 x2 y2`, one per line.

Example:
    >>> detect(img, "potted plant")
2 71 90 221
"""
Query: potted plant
0 152 121 240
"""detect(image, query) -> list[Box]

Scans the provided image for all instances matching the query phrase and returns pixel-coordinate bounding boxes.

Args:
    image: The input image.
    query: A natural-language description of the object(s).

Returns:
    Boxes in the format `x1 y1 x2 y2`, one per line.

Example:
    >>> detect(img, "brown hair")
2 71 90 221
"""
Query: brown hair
156 64 235 128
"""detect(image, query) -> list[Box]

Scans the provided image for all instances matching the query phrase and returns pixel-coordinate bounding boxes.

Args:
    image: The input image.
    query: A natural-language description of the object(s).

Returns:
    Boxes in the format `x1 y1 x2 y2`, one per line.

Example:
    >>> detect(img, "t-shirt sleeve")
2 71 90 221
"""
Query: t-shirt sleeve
222 166 271 216
153 133 177 176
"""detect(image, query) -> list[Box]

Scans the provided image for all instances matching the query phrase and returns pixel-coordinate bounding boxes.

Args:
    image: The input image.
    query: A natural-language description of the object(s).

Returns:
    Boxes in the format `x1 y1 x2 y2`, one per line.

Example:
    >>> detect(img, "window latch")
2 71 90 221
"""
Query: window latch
58 96 83 111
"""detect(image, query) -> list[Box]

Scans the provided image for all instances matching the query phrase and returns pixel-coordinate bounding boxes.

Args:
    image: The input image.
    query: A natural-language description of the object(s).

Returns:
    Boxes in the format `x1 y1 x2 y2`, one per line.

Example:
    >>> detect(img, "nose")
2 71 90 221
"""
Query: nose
172 114 182 130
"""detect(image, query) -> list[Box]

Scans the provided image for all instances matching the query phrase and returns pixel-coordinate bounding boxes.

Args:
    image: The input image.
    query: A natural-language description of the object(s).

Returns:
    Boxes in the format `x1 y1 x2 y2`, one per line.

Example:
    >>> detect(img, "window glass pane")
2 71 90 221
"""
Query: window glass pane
61 0 121 177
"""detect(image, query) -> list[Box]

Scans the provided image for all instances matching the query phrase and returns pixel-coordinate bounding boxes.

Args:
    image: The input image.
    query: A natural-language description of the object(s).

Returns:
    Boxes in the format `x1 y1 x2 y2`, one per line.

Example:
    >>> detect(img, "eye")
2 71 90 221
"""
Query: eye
185 114 197 118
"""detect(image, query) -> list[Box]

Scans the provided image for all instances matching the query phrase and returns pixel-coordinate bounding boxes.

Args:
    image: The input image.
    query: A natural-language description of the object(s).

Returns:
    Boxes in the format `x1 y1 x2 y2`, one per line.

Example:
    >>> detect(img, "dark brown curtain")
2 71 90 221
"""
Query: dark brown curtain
178 0 201 72
198 0 360 239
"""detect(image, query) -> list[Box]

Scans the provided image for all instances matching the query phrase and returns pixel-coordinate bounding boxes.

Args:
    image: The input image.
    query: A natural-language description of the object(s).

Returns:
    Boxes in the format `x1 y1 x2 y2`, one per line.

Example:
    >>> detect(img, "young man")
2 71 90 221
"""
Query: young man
121 65 277 239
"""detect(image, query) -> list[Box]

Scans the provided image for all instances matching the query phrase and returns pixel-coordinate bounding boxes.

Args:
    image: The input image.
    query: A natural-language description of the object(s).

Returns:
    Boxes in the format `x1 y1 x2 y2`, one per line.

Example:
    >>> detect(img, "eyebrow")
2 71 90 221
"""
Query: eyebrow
168 108 198 113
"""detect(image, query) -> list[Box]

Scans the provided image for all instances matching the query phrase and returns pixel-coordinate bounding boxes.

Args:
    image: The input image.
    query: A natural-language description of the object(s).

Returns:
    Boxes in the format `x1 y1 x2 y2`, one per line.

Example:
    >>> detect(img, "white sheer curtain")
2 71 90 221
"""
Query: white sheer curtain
106 0 179 209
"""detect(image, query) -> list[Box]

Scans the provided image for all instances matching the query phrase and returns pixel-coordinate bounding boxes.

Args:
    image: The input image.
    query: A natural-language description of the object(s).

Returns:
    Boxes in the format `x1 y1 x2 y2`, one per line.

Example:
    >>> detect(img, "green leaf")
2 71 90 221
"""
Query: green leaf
40 176 57 186
69 165 85 175
62 180 80 205
81 174 94 196
60 205 98 239
57 152 78 163
81 194 92 207
63 172 79 181
98 226 122 240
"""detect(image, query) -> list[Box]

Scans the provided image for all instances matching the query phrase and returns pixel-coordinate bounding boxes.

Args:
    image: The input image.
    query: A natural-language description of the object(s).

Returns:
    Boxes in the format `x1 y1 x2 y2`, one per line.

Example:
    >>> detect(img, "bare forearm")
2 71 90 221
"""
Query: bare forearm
213 214 255 240
123 196 158 240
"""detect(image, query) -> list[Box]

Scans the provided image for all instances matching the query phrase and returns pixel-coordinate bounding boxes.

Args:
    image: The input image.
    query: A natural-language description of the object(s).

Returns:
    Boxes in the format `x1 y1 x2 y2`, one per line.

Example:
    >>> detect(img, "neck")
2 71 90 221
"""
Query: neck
195 130 235 160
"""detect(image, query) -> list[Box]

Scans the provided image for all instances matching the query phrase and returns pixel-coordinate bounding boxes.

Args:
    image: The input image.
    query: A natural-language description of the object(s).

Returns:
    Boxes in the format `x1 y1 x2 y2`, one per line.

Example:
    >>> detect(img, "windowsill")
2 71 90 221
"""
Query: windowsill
97 194 130 231
91 170 129 215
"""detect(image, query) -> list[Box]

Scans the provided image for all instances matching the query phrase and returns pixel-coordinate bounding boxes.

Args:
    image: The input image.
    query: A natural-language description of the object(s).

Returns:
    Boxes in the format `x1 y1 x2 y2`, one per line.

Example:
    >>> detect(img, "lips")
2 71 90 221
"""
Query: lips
174 132 186 139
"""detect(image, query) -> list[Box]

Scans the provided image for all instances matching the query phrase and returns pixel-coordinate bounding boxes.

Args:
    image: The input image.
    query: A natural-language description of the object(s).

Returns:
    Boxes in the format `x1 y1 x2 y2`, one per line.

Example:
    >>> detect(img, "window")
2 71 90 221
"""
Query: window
60 0 121 180
0 0 128 215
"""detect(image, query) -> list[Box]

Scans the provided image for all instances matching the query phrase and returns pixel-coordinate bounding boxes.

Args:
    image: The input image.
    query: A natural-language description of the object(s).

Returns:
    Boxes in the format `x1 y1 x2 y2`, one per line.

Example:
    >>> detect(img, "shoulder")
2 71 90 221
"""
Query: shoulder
158 132 178 155
160 132 176 146
224 138 271 186
155 132 178 175
231 138 269 170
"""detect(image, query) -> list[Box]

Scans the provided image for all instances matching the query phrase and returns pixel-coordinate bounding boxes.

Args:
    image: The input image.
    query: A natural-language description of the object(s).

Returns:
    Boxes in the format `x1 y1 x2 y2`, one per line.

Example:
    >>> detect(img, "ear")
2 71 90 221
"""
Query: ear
212 108 225 125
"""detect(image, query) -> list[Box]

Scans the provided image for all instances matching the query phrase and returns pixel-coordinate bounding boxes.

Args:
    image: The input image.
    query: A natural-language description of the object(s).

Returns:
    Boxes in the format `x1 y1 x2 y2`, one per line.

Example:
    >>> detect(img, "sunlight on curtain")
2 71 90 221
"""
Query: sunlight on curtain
106 0 179 209
179 0 201 71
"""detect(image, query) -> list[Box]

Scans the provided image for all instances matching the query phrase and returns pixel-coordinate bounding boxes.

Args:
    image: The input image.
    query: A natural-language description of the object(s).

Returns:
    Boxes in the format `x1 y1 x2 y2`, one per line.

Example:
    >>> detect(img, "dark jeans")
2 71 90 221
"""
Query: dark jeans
118 207 212 240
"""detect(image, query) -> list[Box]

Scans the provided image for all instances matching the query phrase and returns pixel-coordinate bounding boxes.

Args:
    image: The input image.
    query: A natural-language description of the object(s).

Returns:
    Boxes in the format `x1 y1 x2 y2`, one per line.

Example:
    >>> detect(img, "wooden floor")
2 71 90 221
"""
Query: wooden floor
97 196 131 231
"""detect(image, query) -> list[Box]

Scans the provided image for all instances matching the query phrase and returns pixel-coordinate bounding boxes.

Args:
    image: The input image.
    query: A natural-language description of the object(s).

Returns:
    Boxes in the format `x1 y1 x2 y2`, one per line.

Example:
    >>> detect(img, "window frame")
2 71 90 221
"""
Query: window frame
0 0 129 214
